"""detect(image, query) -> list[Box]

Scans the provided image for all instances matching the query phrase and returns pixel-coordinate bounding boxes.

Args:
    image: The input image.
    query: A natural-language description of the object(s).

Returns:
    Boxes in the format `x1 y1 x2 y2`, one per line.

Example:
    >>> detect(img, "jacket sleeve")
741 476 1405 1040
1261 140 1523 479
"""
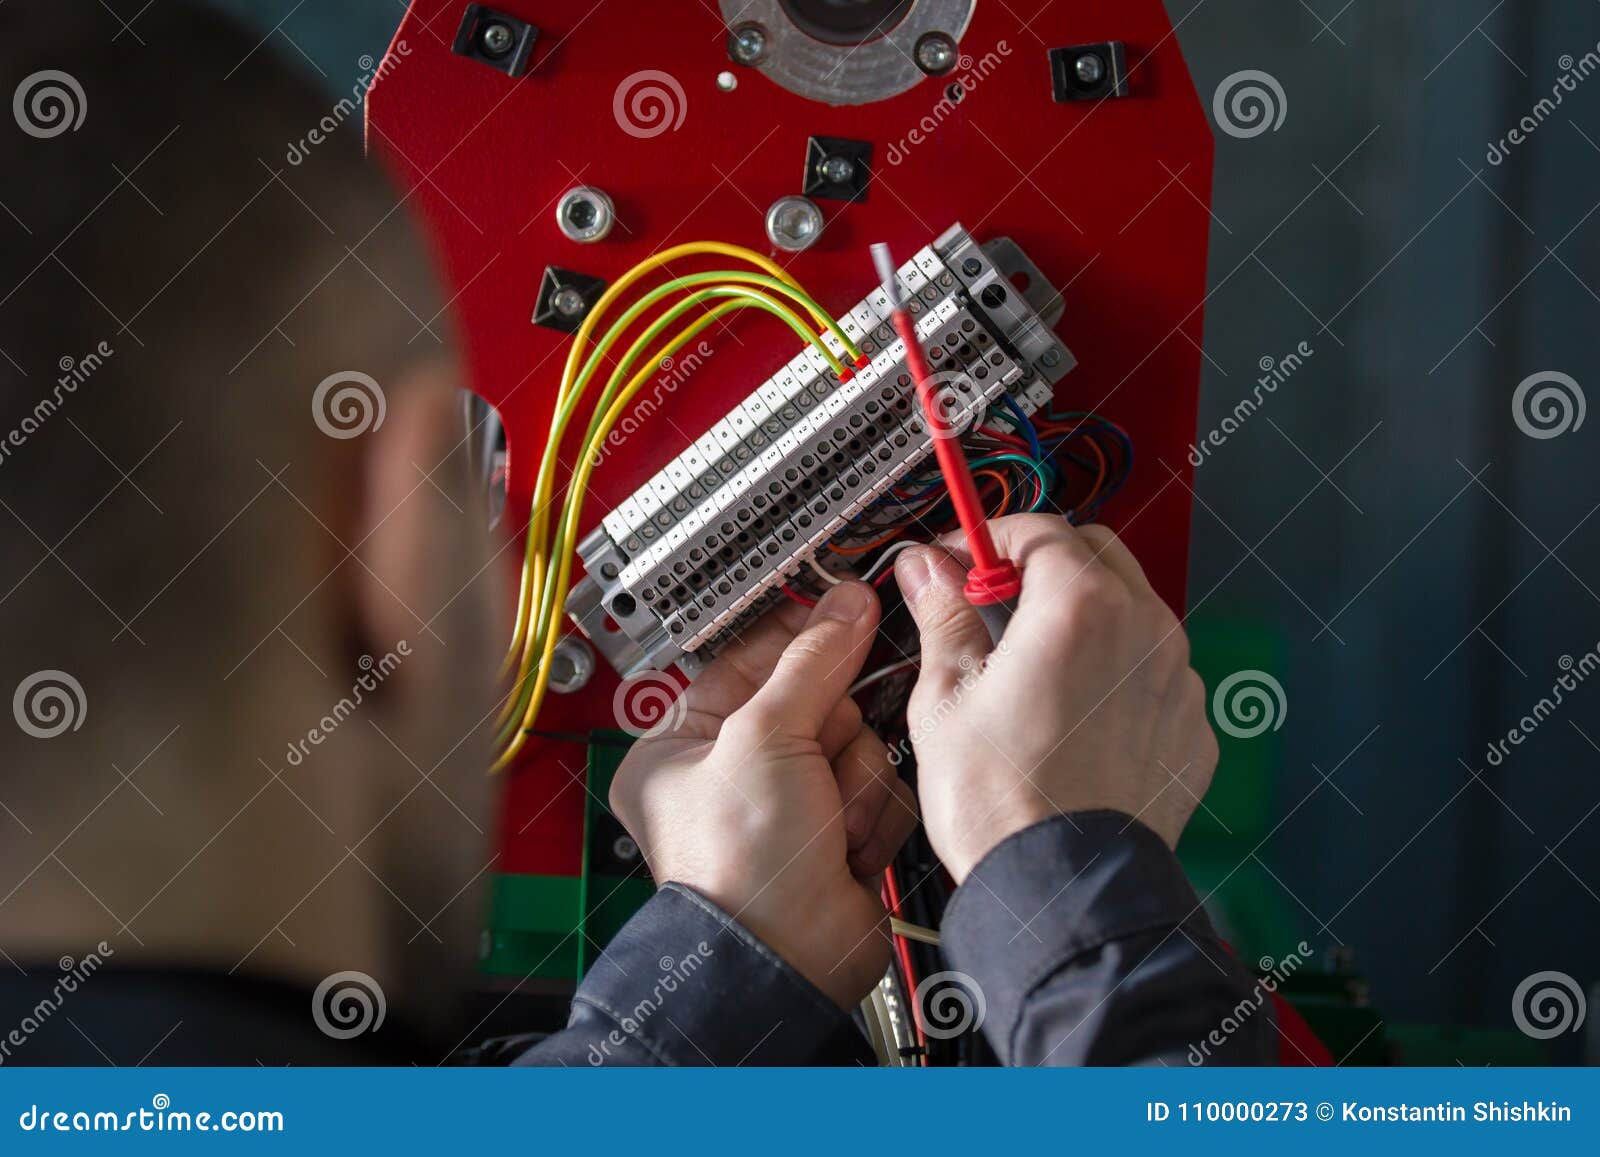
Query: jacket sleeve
939 811 1277 1066
507 883 873 1067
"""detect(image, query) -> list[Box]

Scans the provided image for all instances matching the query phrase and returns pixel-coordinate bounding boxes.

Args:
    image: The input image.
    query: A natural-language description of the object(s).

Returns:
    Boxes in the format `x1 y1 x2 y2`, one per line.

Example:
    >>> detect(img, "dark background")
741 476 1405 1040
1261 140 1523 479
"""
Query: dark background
203 0 1600 1061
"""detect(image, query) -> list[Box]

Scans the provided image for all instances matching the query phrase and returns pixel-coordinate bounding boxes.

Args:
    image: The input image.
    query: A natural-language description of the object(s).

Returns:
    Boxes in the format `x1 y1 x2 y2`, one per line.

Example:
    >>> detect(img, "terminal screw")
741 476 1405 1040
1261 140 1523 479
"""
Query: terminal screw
1073 52 1106 86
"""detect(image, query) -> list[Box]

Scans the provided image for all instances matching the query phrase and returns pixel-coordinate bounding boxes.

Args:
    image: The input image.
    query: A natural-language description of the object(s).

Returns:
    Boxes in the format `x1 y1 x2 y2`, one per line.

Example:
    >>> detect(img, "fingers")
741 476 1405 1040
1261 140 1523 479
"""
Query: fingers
935 515 1154 646
893 546 993 699
742 582 880 738
1075 523 1156 599
832 729 919 877
680 597 812 719
817 695 864 762
832 726 895 855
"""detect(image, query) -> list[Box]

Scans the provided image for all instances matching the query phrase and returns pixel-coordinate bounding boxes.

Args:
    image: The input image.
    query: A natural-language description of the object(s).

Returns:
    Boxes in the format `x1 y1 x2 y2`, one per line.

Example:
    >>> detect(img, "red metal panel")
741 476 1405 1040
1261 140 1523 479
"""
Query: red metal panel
367 1 1213 876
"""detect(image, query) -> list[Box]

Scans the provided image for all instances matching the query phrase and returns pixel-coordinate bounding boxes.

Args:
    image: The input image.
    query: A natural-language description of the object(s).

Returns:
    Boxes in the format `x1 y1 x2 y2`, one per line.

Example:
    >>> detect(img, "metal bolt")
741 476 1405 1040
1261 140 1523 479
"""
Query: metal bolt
817 154 856 185
612 835 640 862
1042 348 1063 368
552 285 587 319
915 33 958 76
729 24 767 67
1074 52 1106 86
765 195 824 253
480 22 515 58
555 186 615 243
548 636 595 693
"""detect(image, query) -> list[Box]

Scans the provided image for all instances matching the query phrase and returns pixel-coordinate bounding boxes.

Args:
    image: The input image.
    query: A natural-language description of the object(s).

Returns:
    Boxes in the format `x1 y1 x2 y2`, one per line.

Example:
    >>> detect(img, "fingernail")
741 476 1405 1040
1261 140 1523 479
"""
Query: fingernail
815 580 871 622
894 550 932 604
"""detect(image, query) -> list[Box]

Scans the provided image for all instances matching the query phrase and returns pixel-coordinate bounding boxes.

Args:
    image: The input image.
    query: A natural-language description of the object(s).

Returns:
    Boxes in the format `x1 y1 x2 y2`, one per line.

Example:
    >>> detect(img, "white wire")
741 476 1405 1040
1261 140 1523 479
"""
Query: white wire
806 555 841 586
808 540 926 593
890 917 941 946
858 540 925 584
848 656 919 696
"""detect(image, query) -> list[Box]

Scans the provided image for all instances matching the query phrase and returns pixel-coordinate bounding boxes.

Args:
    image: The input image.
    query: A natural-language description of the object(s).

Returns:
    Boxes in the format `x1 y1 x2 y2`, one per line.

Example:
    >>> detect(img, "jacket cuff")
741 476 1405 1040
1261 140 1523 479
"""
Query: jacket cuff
572 883 873 1066
940 812 1222 1054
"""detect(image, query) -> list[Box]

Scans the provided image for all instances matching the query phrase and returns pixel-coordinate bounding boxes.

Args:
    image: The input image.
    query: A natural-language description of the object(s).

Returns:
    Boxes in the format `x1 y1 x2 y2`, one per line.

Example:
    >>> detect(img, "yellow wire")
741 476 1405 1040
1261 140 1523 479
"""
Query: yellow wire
501 246 857 684
495 284 845 737
493 301 754 771
495 244 862 770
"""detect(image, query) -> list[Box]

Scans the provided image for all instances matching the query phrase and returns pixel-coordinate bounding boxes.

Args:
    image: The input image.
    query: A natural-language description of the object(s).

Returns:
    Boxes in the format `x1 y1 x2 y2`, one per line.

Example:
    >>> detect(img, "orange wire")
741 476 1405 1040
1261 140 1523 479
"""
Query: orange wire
828 527 905 556
1078 435 1108 512
973 467 1011 518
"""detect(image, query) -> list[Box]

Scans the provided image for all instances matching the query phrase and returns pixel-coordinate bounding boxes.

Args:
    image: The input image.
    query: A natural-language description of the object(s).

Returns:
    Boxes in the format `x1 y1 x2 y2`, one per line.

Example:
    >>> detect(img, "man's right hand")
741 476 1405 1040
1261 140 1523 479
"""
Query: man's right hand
893 515 1219 883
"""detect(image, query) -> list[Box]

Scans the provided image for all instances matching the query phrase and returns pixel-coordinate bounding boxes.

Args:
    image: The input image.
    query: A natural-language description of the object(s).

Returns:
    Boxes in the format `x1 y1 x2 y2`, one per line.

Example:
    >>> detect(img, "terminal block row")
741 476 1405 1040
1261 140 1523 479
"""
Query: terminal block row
566 224 1076 679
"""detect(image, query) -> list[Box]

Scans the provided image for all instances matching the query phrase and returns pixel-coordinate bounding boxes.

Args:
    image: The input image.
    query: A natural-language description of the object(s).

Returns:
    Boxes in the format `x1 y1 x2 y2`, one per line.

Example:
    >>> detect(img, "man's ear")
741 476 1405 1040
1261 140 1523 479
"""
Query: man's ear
346 361 489 683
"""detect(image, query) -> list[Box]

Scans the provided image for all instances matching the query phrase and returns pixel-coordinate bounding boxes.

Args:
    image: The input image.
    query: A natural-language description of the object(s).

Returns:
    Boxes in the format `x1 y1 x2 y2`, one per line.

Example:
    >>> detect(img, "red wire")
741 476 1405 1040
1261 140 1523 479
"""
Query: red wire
779 584 816 607
883 866 927 1065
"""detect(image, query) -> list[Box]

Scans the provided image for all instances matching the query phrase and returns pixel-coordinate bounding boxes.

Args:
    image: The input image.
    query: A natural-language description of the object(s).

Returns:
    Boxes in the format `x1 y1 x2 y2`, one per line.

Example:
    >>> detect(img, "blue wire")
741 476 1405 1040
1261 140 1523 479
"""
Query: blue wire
1000 395 1044 462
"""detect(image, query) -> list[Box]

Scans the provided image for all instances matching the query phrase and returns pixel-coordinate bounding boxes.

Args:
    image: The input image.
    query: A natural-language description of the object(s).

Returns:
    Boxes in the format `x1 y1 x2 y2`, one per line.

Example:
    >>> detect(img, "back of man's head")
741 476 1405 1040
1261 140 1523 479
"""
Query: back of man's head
0 1 500 1036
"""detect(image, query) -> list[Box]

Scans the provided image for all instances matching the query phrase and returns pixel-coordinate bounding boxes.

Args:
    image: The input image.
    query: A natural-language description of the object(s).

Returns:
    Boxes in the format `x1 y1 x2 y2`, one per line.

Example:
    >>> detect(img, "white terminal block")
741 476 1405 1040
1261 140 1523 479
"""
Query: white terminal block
572 223 1073 674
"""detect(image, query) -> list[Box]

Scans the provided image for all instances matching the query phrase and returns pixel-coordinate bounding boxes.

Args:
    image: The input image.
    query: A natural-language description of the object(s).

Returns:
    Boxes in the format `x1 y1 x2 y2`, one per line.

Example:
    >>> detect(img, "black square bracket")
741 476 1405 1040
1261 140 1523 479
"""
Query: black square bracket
452 4 539 78
533 267 606 333
1049 42 1129 102
802 136 872 203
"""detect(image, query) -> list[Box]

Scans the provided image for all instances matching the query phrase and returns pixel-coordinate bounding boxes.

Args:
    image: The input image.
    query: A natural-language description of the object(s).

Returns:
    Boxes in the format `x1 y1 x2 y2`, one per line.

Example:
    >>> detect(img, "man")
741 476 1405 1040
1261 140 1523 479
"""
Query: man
0 3 1269 1066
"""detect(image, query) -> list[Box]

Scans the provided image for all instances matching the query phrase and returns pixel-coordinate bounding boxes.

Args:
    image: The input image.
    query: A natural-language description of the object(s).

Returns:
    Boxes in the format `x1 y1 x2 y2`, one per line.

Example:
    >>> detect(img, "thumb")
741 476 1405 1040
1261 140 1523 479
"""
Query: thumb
744 581 879 737
895 547 993 698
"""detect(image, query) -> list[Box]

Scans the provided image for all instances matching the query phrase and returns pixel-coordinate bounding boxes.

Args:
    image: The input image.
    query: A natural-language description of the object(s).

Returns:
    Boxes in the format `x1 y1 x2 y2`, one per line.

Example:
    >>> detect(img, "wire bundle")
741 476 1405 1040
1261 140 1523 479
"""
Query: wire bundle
493 244 865 772
787 400 1133 607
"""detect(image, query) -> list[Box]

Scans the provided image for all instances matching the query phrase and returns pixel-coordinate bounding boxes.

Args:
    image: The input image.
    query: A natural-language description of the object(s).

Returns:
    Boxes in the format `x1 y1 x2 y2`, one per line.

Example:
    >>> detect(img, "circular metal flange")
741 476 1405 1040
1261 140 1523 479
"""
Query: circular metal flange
719 0 975 107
